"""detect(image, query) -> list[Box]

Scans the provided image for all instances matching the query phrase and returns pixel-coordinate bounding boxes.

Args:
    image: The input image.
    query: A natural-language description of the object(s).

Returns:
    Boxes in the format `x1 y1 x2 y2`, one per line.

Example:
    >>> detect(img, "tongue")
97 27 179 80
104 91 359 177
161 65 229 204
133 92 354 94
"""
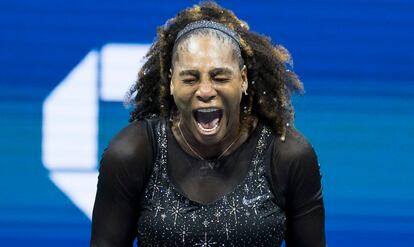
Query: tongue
199 117 220 129
195 110 221 130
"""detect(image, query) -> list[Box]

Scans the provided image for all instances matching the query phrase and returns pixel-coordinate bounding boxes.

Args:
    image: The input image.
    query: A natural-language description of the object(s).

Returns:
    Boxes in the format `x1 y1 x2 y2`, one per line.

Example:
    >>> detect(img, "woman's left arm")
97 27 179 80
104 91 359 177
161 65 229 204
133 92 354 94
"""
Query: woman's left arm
271 133 326 247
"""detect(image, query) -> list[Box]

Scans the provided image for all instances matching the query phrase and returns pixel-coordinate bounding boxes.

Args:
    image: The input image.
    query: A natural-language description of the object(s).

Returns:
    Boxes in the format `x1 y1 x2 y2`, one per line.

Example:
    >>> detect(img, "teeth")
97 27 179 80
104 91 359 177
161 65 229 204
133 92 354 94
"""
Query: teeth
197 121 219 132
197 108 219 113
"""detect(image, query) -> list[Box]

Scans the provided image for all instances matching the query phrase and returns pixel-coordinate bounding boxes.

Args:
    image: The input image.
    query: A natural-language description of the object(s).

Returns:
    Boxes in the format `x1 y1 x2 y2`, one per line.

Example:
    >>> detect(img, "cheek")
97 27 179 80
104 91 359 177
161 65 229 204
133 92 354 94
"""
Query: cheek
172 87 194 109
223 86 243 108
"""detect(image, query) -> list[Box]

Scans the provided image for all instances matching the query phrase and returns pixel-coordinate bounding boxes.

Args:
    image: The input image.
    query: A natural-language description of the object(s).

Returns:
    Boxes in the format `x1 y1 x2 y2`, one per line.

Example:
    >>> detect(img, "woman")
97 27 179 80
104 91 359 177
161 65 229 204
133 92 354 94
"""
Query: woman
91 2 325 246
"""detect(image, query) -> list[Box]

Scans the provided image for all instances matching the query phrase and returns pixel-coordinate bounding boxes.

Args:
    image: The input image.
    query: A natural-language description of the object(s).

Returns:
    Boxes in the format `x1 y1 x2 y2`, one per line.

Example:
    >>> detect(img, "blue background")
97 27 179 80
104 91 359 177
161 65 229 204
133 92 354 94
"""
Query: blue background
1 0 413 246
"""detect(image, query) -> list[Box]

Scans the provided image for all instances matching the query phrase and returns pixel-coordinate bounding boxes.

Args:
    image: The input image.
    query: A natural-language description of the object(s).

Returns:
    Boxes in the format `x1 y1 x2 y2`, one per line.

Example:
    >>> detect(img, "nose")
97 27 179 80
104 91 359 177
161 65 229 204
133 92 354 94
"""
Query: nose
196 81 217 102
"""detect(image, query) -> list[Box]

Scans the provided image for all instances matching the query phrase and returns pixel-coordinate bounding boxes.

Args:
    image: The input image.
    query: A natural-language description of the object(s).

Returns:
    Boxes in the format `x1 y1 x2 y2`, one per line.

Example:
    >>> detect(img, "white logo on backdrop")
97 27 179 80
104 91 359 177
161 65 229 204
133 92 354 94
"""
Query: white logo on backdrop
42 44 150 220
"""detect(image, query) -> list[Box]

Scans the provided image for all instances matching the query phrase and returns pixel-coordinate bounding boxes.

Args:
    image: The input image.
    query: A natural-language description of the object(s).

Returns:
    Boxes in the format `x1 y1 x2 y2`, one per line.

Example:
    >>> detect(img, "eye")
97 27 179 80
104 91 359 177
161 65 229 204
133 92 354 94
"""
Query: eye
182 78 197 84
214 77 230 83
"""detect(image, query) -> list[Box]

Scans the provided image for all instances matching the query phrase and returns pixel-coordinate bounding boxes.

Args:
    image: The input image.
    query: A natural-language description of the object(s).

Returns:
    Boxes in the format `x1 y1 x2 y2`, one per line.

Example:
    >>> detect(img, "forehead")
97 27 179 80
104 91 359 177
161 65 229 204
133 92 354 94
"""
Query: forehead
173 35 239 70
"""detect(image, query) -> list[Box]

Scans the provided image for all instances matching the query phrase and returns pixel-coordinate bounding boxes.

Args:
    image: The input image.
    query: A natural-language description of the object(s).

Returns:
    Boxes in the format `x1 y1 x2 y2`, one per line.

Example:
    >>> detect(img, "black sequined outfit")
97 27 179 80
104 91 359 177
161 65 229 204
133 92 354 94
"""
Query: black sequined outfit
91 117 326 246
137 119 286 246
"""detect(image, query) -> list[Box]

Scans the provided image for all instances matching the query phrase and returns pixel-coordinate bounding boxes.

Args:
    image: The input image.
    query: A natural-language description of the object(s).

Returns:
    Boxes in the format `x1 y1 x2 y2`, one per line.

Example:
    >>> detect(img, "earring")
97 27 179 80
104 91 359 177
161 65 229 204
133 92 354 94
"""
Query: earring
243 105 249 114
243 80 248 95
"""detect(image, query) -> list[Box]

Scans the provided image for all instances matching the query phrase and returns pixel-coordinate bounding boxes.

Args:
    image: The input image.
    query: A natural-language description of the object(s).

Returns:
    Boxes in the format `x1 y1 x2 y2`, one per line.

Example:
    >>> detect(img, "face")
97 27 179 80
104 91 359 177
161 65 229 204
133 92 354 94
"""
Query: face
170 35 247 146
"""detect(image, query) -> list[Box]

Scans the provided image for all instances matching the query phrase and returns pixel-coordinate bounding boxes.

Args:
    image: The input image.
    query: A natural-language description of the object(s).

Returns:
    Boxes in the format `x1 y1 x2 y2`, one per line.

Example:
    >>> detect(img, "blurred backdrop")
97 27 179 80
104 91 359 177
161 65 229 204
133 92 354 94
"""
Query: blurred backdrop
0 0 413 246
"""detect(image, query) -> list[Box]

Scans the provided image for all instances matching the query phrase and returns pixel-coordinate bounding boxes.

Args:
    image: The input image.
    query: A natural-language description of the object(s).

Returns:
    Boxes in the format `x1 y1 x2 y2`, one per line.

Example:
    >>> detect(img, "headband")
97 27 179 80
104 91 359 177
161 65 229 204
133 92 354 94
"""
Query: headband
175 20 241 46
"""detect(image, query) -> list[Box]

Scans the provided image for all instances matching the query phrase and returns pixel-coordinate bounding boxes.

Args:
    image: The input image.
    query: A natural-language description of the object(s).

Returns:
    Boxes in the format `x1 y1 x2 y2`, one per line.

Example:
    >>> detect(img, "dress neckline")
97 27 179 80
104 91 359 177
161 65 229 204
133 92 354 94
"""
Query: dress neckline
164 119 266 206
166 119 263 163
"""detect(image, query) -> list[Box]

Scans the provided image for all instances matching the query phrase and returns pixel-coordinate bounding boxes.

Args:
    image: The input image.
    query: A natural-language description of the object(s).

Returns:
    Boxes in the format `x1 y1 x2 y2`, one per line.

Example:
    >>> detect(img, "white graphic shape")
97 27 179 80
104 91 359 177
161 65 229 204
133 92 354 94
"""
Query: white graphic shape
50 172 99 219
42 44 150 220
101 44 149 101
42 51 98 170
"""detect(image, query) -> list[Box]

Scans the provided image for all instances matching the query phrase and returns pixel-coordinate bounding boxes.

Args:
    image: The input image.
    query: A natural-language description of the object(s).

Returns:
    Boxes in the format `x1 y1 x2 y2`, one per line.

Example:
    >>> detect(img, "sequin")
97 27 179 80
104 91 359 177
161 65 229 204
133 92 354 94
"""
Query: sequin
137 119 286 246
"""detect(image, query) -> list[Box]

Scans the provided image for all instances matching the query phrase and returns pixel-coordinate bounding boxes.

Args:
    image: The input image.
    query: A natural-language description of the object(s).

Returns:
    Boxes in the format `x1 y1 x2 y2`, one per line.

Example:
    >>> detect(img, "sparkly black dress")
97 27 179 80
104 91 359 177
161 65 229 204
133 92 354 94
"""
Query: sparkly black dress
91 117 326 247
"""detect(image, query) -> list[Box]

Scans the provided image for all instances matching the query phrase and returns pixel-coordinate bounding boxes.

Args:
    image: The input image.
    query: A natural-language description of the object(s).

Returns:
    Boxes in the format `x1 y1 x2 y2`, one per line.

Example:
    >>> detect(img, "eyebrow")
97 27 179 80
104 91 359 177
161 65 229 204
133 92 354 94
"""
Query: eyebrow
209 68 233 77
177 68 234 77
178 68 233 77
178 70 199 77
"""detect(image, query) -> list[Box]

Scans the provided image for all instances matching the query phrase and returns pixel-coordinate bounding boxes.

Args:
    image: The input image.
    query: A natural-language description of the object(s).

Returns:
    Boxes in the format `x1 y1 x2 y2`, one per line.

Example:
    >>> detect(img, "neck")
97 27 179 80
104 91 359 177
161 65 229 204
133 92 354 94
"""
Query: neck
171 115 257 160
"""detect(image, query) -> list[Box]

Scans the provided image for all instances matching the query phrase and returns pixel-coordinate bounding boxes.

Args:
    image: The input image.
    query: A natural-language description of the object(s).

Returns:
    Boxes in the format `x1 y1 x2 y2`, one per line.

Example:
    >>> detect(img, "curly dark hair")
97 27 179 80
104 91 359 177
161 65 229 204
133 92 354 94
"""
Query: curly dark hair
127 1 303 140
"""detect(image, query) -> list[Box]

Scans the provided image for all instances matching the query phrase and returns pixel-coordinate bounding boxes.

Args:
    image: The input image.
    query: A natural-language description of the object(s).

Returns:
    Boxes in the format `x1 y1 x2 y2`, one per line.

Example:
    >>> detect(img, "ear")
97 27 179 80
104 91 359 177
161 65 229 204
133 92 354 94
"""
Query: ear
169 68 174 95
170 82 174 96
241 65 248 92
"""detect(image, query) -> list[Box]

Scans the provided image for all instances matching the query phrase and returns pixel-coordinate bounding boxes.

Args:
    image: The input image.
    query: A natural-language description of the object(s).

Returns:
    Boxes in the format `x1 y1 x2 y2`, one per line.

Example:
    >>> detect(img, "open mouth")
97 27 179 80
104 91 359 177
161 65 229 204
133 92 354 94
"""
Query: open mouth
193 108 223 135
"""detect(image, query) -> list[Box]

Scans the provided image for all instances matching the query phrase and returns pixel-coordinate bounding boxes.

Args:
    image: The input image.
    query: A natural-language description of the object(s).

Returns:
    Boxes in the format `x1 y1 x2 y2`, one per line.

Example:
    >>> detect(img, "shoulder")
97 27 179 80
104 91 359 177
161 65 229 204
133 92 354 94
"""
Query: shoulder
106 120 150 159
100 119 156 173
270 126 321 191
270 126 323 211
272 127 317 165
93 120 157 219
